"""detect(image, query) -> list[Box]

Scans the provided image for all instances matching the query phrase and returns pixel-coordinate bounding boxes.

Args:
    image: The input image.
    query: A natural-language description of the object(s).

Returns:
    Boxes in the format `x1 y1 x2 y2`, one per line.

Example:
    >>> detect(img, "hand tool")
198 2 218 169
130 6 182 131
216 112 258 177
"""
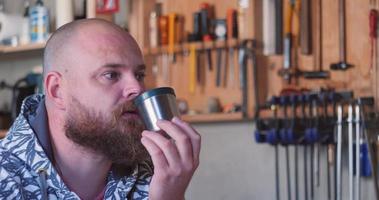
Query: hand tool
369 9 378 70
216 48 223 87
263 0 277 55
214 19 227 41
227 8 238 39
311 0 330 79
304 94 317 200
175 15 185 44
336 105 343 200
278 0 330 80
149 3 161 48
269 96 281 200
238 40 255 118
200 3 214 71
282 0 301 83
312 99 321 190
330 0 353 70
200 3 210 38
254 97 281 200
158 15 169 45
196 49 202 85
189 44 197 94
279 95 292 200
215 19 227 87
348 104 353 200
358 97 379 199
193 12 202 41
282 0 295 82
300 0 311 54
309 97 319 200
228 45 235 87
322 92 336 200
288 94 301 200
301 94 309 200
275 0 283 54
227 9 238 87
168 13 177 63
327 143 333 200
223 45 228 87
369 9 378 109
354 104 360 200
204 36 213 71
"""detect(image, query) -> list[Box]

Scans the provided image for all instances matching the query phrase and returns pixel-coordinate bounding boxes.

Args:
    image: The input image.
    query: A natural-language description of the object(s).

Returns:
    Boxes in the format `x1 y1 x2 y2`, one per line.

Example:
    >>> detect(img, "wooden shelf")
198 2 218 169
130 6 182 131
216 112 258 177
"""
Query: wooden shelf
143 39 240 56
0 42 46 53
182 112 244 123
0 129 7 139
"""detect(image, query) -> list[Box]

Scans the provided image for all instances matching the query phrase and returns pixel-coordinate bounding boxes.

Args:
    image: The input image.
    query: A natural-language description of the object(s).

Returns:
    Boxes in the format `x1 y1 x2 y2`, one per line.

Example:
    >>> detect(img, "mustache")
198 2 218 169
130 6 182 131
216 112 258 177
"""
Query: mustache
113 101 138 119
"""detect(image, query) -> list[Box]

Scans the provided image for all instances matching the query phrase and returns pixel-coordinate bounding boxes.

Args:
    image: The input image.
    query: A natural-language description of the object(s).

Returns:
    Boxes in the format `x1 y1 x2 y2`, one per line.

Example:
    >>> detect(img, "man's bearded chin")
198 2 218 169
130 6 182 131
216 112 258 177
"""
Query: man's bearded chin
64 97 150 168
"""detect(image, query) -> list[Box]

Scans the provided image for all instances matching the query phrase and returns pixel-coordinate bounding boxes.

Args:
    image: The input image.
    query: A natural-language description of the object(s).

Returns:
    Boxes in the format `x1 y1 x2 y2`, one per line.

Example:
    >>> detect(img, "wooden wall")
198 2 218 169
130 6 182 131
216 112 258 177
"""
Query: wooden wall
129 0 379 119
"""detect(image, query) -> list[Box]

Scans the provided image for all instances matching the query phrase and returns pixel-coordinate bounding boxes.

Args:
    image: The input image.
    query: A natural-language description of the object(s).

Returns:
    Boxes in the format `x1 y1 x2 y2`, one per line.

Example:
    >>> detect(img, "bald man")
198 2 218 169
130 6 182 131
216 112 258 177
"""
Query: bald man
0 19 201 200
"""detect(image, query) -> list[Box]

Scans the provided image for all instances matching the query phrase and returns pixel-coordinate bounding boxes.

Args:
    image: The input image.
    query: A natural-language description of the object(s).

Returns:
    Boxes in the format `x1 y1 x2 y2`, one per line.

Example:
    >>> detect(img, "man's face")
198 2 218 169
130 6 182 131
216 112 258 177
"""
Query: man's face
62 26 149 166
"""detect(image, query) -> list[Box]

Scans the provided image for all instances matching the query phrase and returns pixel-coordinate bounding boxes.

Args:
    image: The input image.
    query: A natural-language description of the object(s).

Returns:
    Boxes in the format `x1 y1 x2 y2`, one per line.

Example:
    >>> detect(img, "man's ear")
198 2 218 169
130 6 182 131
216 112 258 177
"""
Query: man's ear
44 71 65 110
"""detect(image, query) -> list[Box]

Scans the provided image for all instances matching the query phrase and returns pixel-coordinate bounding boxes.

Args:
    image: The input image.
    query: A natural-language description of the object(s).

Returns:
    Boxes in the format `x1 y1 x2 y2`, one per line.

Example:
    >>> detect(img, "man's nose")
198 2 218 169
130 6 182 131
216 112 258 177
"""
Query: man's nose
122 79 144 101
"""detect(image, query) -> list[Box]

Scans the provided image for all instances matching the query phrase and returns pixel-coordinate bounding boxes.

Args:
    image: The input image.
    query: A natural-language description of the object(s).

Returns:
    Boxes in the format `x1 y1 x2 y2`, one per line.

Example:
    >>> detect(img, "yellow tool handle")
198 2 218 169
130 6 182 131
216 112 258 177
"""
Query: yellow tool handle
284 0 294 34
292 0 301 38
168 13 176 54
189 44 196 94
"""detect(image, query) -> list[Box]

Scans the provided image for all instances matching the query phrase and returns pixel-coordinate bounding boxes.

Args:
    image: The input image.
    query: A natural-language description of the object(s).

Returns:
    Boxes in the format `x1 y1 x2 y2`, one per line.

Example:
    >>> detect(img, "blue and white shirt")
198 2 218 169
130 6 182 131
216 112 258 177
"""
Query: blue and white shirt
0 94 152 199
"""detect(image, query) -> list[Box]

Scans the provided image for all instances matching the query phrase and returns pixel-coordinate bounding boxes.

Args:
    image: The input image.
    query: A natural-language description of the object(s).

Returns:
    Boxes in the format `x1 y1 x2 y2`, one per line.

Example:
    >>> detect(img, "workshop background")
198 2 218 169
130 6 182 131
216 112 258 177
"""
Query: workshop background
1 0 379 199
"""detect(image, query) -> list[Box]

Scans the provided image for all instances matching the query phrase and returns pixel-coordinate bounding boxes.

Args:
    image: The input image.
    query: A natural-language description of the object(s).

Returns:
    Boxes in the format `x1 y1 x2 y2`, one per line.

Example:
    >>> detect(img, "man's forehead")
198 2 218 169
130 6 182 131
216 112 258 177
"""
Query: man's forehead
71 28 143 63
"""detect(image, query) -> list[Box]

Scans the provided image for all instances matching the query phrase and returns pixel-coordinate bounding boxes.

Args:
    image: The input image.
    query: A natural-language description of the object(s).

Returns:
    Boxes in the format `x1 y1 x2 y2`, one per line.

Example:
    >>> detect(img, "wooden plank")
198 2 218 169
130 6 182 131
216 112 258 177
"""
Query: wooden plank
182 112 244 123
0 42 45 53
143 39 239 56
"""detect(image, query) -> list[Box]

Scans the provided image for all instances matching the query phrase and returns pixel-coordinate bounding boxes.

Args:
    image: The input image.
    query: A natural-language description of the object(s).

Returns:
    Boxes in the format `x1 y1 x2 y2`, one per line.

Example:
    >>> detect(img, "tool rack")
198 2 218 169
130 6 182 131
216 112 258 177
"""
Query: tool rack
129 0 379 123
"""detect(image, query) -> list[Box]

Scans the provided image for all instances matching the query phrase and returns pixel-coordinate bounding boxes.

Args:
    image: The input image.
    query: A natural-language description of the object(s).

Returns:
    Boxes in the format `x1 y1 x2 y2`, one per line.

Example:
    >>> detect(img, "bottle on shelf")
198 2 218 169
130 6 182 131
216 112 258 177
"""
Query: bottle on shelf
29 0 49 43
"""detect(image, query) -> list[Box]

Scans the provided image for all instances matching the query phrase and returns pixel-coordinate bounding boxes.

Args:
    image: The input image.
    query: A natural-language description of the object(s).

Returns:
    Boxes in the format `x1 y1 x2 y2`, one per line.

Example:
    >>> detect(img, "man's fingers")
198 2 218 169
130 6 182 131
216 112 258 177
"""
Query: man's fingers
142 130 181 168
141 133 168 170
171 117 201 166
156 119 194 165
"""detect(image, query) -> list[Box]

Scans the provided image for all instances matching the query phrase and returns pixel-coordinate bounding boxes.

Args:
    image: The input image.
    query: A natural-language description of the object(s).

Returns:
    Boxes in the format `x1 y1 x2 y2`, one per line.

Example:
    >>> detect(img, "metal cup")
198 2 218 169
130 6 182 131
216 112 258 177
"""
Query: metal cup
134 87 180 131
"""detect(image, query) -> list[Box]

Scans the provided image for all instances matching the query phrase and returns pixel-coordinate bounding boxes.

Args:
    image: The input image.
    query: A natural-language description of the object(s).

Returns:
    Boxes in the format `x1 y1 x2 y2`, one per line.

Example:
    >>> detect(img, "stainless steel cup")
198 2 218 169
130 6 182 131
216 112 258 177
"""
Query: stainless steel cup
134 87 180 131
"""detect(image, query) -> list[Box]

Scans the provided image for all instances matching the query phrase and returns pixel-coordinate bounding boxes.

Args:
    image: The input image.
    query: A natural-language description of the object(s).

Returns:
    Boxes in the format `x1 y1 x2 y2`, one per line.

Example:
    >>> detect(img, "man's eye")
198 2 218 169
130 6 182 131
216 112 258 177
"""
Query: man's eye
135 72 146 81
103 71 120 80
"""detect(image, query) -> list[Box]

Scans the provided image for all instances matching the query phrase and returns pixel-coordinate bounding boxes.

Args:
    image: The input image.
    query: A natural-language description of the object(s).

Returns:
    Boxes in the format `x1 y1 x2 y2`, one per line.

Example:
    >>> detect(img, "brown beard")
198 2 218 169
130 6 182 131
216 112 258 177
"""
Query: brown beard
64 97 149 168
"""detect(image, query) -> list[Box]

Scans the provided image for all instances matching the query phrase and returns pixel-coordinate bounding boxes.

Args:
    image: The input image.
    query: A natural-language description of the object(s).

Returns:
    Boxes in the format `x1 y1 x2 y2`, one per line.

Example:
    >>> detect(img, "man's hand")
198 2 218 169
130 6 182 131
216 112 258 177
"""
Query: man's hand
141 117 201 200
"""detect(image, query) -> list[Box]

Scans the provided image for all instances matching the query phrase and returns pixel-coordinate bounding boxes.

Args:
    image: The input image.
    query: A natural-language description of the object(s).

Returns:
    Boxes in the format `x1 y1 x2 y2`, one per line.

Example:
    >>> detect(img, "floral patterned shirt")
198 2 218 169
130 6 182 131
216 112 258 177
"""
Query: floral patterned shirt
0 94 152 199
